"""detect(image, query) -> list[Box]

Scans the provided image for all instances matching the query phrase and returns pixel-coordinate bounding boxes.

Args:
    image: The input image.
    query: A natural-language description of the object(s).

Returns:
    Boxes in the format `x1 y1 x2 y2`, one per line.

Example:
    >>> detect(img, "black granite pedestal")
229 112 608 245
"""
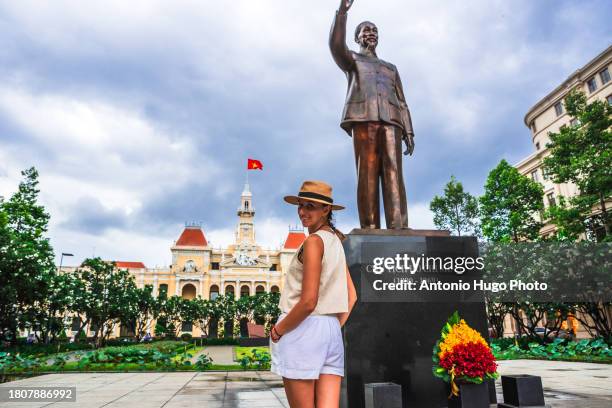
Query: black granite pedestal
499 375 546 407
341 229 489 408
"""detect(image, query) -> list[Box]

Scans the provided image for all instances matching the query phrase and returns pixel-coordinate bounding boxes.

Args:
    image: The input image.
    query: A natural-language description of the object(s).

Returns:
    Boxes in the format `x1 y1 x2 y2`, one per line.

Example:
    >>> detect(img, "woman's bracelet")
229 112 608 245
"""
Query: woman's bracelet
272 326 283 338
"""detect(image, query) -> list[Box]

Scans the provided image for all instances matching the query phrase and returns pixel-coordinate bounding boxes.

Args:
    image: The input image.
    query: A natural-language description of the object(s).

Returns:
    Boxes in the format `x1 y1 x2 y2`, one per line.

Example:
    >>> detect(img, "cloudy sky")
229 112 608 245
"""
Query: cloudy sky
0 0 610 267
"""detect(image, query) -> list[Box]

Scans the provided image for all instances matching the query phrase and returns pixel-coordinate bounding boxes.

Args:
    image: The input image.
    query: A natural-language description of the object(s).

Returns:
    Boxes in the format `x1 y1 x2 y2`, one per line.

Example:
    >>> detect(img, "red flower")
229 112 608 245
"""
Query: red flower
439 342 497 379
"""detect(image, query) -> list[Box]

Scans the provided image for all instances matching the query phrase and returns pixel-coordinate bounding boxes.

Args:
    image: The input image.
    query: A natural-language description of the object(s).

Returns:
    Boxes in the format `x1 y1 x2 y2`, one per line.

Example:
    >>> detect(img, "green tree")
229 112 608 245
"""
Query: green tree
0 167 56 343
253 292 281 335
236 295 257 323
480 161 545 341
0 200 15 341
430 175 480 236
204 296 224 338
120 284 158 341
542 195 588 241
192 297 214 339
69 258 138 347
236 295 259 337
215 294 237 338
480 159 544 243
158 295 185 338
178 298 198 338
30 272 75 344
542 89 611 240
481 242 573 343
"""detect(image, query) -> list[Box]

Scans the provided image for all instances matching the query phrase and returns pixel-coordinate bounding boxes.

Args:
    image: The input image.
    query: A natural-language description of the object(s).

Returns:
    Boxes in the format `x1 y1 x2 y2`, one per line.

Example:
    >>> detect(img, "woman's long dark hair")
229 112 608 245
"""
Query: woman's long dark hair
327 209 346 241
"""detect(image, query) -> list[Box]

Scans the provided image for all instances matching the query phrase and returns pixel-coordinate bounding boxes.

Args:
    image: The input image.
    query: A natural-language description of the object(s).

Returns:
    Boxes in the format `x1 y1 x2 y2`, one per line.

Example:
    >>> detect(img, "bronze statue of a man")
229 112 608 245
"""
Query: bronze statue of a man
330 0 415 229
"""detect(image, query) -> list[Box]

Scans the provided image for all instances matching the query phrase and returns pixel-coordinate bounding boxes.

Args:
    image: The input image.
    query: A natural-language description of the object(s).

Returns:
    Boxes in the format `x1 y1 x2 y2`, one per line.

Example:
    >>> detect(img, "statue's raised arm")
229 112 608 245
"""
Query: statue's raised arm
329 0 355 72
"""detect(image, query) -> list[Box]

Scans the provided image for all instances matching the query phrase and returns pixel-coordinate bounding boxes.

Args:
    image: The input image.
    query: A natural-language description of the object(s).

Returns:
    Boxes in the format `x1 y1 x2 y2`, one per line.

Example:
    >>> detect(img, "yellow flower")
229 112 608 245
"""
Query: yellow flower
439 319 488 359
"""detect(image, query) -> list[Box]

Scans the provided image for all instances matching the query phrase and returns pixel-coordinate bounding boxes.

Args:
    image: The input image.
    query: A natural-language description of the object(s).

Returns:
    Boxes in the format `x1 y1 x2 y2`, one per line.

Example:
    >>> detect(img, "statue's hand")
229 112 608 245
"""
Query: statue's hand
403 133 414 156
339 0 354 12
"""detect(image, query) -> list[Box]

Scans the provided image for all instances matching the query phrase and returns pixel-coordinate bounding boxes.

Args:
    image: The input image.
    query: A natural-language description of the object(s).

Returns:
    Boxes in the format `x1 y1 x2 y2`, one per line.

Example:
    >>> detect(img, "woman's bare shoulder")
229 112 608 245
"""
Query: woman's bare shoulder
304 233 324 246
303 234 324 255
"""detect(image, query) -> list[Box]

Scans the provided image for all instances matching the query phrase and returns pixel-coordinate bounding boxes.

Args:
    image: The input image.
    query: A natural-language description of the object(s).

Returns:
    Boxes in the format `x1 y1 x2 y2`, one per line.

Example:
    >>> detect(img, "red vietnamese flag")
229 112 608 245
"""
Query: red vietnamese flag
247 158 263 170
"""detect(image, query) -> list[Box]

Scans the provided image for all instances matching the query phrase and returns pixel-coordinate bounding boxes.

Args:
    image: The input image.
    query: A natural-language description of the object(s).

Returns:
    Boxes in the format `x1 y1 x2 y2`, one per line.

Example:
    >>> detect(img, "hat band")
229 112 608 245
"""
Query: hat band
298 191 333 204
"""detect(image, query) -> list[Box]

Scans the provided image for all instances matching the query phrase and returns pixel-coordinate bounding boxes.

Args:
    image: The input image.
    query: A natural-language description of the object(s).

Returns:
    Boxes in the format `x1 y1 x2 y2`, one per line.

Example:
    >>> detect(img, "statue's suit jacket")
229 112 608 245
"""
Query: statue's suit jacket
329 11 414 139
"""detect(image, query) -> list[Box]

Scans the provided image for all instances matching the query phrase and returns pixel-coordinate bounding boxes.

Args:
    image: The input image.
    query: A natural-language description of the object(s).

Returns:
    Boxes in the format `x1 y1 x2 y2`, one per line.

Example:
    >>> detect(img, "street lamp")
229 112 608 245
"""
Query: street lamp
59 252 74 272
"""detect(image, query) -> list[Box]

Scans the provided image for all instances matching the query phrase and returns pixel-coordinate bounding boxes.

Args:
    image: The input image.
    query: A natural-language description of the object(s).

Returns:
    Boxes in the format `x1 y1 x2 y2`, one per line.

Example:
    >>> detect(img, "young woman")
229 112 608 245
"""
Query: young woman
271 180 358 408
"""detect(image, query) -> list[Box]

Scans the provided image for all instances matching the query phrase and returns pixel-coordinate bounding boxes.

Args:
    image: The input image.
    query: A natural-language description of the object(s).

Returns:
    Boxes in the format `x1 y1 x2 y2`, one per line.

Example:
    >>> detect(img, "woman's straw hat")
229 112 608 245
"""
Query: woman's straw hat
283 180 345 210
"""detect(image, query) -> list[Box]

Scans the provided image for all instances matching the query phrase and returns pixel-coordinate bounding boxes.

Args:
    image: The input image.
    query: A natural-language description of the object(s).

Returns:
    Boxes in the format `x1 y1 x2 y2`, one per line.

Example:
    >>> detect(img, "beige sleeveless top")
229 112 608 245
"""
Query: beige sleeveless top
279 229 349 315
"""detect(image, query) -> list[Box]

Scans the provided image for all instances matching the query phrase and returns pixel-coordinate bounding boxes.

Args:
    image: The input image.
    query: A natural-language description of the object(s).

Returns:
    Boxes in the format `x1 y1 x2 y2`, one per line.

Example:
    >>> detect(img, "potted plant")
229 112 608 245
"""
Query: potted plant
433 311 498 407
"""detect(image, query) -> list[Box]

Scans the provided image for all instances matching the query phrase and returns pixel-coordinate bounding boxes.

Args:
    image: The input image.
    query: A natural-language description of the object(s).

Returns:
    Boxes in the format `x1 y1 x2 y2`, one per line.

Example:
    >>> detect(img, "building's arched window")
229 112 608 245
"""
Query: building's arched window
159 284 168 299
245 201 249 210
182 283 197 300
255 285 265 295
271 285 279 293
240 285 250 298
181 321 193 332
209 285 219 300
225 285 235 298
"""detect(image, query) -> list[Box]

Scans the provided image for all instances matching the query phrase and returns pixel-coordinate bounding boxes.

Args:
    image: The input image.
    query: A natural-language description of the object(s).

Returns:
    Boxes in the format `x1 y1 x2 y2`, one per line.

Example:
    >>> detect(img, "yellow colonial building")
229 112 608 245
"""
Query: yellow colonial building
129 182 305 302
515 45 611 239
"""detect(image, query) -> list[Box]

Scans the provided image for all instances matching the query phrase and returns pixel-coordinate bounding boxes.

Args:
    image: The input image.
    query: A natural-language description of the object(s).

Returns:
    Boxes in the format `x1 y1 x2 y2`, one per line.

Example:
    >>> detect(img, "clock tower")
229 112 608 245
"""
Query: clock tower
236 181 256 245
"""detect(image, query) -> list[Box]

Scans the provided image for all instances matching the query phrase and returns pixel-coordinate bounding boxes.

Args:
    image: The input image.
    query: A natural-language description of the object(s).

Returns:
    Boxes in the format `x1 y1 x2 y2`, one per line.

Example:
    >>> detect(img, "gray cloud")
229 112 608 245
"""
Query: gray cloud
61 196 128 234
0 0 610 265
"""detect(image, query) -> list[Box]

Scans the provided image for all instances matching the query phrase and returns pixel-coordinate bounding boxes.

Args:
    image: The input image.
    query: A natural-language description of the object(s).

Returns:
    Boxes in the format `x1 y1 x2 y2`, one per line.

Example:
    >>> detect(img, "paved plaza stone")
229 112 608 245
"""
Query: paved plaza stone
0 371 288 408
0 360 610 407
496 360 612 407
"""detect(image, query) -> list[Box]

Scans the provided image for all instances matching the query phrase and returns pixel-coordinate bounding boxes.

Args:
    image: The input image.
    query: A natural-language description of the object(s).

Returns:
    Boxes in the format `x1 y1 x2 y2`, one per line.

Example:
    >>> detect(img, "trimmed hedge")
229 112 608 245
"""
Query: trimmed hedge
0 338 191 358
0 342 95 358
199 338 239 346
1 341 197 374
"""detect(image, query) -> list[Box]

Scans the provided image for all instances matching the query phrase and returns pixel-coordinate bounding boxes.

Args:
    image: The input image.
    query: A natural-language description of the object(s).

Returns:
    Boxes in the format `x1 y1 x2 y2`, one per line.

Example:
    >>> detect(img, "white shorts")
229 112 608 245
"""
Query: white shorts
270 312 344 379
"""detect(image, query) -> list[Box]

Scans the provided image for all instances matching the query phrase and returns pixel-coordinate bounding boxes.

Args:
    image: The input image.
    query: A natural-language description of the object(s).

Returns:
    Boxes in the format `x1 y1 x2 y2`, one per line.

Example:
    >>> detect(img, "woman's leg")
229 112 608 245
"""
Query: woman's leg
283 377 316 408
314 374 342 408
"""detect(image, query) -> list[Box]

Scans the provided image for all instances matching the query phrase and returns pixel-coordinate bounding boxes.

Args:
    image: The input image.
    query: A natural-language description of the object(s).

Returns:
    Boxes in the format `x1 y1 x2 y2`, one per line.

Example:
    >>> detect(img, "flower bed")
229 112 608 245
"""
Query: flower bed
492 337 611 363
0 341 197 374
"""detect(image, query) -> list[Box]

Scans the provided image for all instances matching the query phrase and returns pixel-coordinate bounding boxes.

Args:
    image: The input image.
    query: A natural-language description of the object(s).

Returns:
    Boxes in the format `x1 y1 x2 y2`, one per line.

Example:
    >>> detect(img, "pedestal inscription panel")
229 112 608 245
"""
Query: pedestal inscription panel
341 231 488 408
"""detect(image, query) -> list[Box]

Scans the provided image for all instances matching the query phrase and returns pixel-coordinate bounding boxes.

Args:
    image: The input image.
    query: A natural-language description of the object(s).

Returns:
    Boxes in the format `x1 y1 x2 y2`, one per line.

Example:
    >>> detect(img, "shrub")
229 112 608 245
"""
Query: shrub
50 354 69 369
195 353 213 370
200 338 239 346
58 331 68 343
0 352 14 371
252 349 271 370
491 337 540 350
0 342 93 358
180 333 193 342
137 340 189 354
76 347 178 368
155 322 169 337
492 337 612 361
238 348 271 370
0 352 41 373
239 356 250 370
105 337 137 347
